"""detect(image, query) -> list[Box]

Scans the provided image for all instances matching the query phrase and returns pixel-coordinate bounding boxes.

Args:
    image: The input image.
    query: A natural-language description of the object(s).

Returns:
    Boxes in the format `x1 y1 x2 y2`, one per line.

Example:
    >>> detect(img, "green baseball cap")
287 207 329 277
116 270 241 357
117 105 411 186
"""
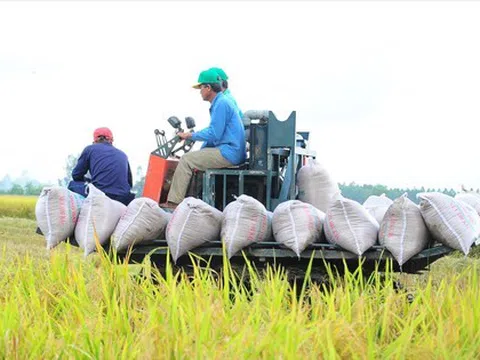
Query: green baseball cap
209 67 228 81
192 69 221 89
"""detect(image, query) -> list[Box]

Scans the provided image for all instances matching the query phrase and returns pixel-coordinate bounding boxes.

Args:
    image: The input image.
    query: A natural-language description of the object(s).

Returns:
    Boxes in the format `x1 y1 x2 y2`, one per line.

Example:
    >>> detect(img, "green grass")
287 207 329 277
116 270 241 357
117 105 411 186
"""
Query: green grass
1 217 480 358
0 195 37 220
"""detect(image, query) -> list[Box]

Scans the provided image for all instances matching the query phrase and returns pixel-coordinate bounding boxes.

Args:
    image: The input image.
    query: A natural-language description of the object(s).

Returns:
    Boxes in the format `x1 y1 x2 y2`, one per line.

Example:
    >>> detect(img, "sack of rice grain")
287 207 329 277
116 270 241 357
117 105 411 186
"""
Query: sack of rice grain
379 194 430 265
75 184 127 256
297 158 339 213
454 192 480 217
272 200 325 257
221 195 271 258
35 186 85 249
166 197 223 263
417 192 480 254
324 194 379 256
111 197 170 252
363 193 393 225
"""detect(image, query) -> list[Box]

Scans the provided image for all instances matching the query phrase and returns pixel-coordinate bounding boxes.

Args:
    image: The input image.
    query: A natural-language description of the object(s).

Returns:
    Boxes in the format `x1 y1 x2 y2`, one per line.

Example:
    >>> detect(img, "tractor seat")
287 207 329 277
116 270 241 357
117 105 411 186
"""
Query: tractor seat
192 161 249 174
225 162 249 170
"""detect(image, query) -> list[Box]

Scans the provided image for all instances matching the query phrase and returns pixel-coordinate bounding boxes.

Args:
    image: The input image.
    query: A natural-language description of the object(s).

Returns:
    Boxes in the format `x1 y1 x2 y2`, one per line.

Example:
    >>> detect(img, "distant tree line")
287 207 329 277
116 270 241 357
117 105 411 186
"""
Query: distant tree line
0 177 463 202
0 182 45 196
338 182 460 204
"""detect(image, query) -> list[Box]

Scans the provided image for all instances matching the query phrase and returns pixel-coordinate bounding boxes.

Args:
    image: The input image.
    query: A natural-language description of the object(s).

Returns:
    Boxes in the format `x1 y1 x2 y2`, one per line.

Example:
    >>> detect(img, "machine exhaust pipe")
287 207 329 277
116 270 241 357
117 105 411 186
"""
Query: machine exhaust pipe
242 110 269 127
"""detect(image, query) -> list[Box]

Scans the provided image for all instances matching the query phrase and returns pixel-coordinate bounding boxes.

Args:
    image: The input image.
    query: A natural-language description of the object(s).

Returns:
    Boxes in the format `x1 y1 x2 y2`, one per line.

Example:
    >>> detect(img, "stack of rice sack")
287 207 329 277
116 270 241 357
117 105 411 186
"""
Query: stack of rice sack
35 181 480 263
378 191 480 265
291 157 480 262
416 192 480 254
36 184 171 256
323 190 480 263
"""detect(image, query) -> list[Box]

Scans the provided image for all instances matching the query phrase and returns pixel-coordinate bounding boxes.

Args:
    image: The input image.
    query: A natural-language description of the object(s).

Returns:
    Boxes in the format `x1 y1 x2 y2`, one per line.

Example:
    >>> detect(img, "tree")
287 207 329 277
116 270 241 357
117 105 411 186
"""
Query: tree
24 181 44 195
371 184 388 196
58 154 79 187
9 184 24 195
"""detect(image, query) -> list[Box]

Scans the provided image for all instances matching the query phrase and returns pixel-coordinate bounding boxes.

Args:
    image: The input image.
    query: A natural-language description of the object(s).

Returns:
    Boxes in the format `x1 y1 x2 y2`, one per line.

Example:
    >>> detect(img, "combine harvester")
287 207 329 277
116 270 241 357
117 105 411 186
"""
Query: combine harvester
116 110 455 279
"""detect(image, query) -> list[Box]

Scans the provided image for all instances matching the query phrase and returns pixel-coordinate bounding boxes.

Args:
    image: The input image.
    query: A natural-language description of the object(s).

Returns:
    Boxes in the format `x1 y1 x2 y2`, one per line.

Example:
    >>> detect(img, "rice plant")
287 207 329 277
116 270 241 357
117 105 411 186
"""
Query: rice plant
0 238 479 359
1 215 480 358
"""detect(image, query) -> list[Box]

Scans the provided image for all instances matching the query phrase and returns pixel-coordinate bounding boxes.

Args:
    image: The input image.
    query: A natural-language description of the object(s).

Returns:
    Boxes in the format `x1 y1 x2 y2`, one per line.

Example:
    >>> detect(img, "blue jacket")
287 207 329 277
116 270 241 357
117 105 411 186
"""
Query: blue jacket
192 92 246 165
72 143 133 196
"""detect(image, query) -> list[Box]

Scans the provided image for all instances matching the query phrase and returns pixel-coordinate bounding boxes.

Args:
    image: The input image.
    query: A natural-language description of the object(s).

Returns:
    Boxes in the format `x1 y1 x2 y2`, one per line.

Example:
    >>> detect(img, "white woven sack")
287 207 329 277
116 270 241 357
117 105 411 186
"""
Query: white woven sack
417 192 480 254
379 194 430 265
75 184 127 256
35 186 85 249
111 197 170 252
297 158 339 213
221 195 271 258
324 194 379 256
363 194 394 224
272 200 325 257
166 197 223 263
455 192 480 217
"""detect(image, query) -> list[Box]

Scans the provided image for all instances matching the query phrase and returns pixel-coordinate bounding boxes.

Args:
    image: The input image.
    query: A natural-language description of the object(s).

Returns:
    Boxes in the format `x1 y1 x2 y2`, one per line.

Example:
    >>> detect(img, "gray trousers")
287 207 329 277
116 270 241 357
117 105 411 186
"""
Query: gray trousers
167 148 232 204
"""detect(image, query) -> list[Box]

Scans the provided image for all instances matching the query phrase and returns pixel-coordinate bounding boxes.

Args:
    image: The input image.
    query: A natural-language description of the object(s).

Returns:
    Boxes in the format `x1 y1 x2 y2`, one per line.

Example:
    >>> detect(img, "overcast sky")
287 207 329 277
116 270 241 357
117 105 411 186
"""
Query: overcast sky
1 1 479 190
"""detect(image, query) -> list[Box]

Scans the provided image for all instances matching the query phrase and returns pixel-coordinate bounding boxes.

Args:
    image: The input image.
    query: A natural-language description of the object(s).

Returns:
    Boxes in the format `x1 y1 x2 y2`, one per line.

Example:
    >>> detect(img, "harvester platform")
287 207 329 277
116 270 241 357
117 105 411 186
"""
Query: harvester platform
116 240 453 277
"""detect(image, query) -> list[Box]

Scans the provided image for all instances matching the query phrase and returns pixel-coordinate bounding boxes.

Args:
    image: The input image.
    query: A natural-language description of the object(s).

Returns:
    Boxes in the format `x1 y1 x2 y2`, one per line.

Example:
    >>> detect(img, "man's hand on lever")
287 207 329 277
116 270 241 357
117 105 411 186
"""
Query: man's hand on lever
178 132 193 140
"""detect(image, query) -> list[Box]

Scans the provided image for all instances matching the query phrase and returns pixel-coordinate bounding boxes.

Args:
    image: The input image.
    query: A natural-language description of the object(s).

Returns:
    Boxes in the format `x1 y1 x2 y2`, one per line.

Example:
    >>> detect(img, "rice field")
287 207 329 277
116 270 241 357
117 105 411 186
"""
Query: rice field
0 195 37 220
1 195 480 358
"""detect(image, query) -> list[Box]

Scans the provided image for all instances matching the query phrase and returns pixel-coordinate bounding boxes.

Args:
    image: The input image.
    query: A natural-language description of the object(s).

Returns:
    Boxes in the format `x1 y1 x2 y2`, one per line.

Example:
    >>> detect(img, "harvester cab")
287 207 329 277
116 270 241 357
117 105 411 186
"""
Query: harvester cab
143 110 315 211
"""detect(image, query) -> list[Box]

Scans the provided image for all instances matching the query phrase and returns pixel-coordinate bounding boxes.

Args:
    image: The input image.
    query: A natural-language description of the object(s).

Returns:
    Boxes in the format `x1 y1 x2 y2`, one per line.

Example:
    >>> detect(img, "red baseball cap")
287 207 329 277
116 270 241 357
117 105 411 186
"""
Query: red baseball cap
93 127 113 141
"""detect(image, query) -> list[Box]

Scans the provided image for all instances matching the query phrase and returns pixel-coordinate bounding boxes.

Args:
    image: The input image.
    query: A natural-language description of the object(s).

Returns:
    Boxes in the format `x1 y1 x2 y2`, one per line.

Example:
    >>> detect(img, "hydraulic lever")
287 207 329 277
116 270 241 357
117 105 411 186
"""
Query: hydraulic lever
152 116 196 159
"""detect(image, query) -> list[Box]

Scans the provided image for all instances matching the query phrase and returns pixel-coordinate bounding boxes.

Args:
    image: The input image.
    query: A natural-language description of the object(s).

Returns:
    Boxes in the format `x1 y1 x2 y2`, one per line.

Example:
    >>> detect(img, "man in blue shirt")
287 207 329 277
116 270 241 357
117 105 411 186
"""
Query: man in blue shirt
163 69 246 208
67 127 135 206
209 67 243 119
